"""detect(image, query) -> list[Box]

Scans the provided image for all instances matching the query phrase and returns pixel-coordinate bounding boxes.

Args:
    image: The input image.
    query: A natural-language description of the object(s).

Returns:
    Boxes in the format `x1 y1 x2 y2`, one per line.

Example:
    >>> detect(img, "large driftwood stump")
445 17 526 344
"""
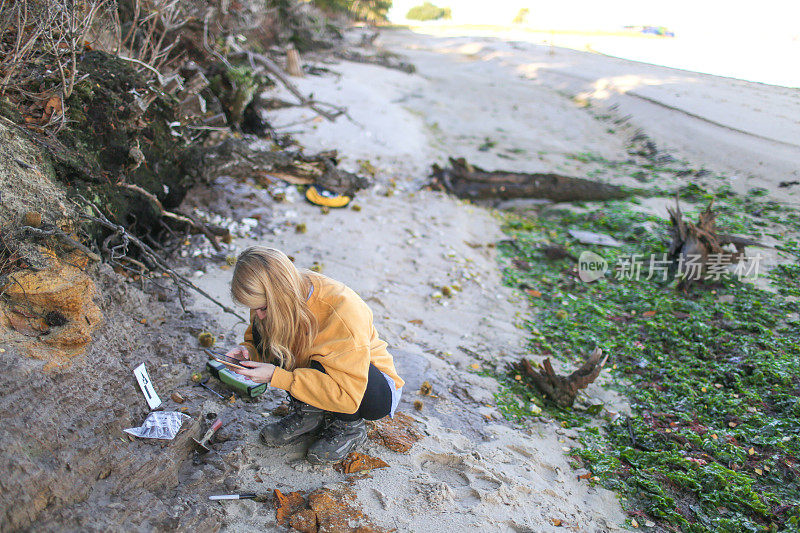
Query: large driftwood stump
430 157 634 202
512 348 608 408
667 198 767 289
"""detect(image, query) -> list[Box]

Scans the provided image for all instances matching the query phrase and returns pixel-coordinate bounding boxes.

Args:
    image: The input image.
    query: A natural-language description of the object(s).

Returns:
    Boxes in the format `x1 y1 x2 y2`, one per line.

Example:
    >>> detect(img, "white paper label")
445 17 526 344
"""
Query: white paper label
134 363 162 410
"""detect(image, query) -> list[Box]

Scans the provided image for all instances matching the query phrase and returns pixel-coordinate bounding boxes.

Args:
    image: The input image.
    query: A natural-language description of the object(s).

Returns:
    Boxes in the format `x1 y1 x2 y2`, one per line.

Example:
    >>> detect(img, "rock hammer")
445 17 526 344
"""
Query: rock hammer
192 417 222 454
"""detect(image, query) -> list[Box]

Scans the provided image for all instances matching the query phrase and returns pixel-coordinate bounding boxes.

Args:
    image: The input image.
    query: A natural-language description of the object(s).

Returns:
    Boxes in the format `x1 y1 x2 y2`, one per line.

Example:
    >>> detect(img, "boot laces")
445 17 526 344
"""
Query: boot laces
277 397 307 431
318 418 361 442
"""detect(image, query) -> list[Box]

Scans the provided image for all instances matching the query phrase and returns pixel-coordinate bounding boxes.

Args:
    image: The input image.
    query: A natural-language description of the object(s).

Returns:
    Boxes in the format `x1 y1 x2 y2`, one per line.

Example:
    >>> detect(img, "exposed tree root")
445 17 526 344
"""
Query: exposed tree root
77 196 246 323
510 348 608 408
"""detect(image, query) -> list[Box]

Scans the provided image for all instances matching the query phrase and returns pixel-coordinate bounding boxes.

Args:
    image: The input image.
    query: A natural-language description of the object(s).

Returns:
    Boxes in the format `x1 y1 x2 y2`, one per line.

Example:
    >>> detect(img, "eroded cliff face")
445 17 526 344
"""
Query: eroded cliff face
0 129 224 531
0 258 228 530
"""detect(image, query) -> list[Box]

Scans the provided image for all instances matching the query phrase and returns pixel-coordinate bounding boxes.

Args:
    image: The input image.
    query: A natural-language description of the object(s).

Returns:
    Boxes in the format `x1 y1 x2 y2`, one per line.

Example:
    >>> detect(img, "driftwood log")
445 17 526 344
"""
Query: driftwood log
333 49 415 74
511 348 608 408
430 158 634 202
667 198 767 288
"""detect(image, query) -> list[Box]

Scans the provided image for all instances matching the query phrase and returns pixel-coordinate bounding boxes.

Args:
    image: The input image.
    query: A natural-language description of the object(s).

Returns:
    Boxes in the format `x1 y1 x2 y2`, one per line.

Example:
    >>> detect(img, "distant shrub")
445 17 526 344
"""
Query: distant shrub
406 2 451 21
512 8 529 24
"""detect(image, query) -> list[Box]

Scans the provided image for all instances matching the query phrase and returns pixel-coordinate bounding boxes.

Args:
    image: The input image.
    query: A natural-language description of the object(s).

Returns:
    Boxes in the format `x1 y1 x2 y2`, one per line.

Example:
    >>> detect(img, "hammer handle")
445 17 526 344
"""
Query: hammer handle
199 418 223 444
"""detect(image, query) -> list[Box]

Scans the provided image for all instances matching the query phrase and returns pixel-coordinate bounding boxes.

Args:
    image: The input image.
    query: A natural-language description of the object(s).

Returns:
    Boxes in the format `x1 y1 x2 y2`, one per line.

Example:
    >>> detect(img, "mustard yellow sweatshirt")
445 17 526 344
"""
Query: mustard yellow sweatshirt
241 272 404 414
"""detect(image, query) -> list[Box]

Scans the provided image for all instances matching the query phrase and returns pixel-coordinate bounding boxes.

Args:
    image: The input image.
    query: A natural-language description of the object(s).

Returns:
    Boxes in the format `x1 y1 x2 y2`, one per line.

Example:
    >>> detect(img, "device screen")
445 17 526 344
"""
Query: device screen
205 349 249 370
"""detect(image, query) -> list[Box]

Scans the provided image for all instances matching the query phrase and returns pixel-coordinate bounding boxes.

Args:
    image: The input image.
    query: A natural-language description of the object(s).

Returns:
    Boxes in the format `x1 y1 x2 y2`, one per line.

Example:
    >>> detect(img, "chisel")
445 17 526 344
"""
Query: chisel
208 493 257 501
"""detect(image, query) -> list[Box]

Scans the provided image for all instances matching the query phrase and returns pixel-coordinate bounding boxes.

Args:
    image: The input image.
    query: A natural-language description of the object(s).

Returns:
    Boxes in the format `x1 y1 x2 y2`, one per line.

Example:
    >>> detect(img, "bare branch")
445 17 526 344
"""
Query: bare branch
76 196 246 322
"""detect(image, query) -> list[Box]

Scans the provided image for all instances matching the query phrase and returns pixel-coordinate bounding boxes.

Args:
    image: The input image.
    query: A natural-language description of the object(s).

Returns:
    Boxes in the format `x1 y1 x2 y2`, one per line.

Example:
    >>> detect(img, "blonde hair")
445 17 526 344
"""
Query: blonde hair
230 247 317 370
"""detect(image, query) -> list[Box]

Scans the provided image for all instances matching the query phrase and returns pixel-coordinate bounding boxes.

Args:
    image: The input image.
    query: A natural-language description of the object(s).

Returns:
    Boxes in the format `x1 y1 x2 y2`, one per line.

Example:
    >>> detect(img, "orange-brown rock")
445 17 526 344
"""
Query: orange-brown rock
307 486 388 533
367 413 422 453
0 254 102 368
273 484 392 533
335 452 389 474
274 489 307 527
289 508 318 533
6 310 49 336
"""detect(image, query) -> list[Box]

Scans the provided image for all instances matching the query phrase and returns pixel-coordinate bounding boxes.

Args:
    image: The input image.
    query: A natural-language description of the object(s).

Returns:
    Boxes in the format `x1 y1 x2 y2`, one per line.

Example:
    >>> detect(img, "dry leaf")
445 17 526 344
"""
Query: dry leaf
577 473 591 480
642 310 656 317
552 518 562 526
43 96 63 121
526 289 542 297
408 319 423 325
367 412 422 452
469 363 481 370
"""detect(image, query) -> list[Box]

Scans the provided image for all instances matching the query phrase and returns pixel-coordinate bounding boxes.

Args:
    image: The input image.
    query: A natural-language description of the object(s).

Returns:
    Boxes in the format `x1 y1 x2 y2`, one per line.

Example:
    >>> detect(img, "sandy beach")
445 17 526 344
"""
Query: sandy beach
164 27 800 531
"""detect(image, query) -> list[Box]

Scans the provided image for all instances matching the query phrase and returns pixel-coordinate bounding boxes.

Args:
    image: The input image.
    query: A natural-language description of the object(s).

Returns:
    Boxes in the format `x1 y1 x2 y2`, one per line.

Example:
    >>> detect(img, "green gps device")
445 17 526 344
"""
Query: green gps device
206 359 267 398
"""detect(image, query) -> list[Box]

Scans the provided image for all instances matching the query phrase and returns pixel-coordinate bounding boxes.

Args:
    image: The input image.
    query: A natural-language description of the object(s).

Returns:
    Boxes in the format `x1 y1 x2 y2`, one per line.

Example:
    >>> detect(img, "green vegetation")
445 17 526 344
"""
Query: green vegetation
406 2 451 21
493 188 800 531
311 0 392 22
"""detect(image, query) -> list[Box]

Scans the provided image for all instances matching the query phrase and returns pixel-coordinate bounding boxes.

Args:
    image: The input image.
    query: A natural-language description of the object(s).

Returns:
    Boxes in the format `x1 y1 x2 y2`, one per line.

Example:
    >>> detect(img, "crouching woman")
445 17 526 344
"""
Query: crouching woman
225 246 403 464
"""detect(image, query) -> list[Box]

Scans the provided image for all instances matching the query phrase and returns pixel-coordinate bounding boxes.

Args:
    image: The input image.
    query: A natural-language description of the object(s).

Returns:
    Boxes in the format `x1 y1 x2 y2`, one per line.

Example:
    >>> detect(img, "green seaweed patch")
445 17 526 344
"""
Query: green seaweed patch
496 191 800 531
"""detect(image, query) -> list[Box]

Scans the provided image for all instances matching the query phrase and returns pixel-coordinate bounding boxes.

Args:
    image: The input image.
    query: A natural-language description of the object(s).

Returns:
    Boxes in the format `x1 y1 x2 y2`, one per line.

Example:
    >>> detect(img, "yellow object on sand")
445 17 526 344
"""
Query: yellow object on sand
305 185 350 208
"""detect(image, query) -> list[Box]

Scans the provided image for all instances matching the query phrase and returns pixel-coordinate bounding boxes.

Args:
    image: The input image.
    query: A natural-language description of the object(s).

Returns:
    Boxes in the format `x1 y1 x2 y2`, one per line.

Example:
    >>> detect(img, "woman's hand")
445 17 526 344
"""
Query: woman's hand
232 360 275 384
226 345 250 361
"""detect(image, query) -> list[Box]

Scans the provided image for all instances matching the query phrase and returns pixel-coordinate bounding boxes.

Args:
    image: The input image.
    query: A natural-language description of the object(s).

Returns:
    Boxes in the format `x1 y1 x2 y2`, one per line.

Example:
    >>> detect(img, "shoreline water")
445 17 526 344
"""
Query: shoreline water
394 23 800 88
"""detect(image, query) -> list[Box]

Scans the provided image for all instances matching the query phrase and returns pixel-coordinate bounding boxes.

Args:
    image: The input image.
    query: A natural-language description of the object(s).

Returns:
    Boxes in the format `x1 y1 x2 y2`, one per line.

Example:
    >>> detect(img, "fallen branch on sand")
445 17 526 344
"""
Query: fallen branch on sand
77 196 246 323
185 140 370 197
230 46 346 122
333 49 415 74
430 157 635 202
509 348 608 408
